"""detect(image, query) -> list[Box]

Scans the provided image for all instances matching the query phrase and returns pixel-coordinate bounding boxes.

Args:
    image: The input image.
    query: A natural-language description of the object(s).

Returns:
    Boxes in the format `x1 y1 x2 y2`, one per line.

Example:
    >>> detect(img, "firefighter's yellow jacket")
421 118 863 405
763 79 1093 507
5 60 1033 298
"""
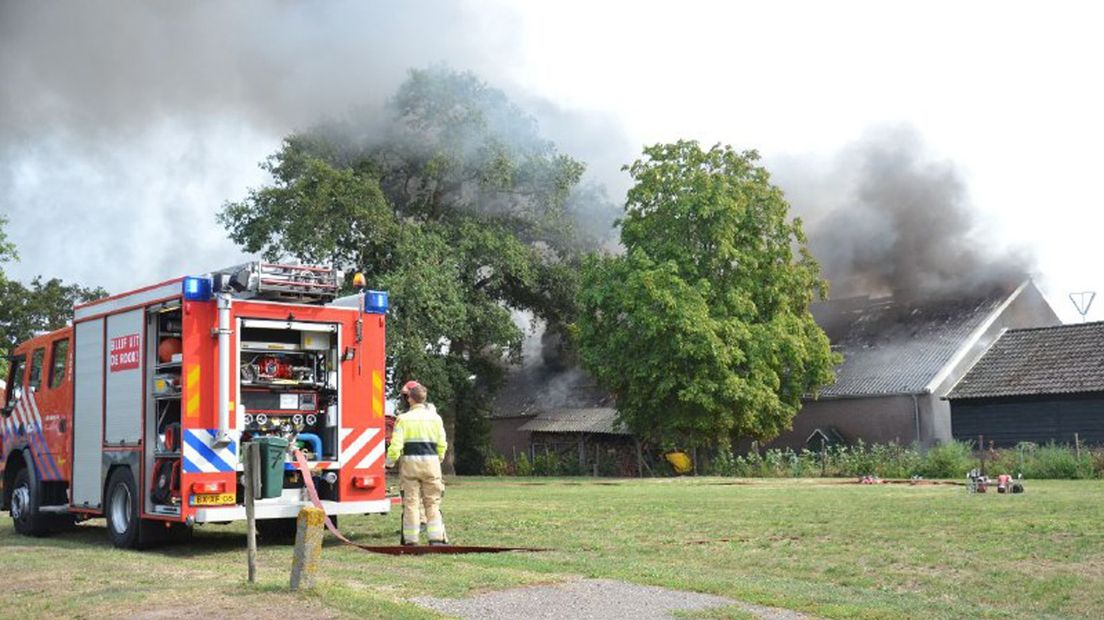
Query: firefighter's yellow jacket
386 403 447 465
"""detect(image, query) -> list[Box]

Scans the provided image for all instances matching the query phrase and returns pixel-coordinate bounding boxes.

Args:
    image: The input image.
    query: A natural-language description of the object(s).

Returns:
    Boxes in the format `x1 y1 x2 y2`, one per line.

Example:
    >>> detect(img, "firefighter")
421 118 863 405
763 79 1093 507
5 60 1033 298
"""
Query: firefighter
386 380 449 545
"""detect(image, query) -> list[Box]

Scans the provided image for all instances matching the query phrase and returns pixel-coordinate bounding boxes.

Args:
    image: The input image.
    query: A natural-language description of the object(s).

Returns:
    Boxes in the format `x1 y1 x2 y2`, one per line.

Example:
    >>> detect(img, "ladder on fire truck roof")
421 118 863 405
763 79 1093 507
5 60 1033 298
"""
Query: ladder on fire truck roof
210 262 343 304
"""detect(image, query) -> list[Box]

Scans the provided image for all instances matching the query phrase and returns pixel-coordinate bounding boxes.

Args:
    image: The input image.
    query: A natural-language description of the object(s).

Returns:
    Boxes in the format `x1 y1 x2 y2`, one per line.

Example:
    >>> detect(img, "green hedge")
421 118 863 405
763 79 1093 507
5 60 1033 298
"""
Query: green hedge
482 441 1104 479
702 441 1104 480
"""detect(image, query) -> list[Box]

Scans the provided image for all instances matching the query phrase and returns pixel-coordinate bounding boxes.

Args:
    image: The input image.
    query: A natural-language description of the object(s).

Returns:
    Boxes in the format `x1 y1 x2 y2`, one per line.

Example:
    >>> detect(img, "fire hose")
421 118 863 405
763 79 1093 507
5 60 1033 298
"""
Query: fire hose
290 449 544 555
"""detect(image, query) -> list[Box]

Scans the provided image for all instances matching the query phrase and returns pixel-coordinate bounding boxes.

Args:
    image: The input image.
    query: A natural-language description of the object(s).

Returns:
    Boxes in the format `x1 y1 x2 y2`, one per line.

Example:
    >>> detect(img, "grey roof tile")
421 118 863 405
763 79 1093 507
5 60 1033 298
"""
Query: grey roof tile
517 408 627 435
812 290 1010 397
948 322 1104 399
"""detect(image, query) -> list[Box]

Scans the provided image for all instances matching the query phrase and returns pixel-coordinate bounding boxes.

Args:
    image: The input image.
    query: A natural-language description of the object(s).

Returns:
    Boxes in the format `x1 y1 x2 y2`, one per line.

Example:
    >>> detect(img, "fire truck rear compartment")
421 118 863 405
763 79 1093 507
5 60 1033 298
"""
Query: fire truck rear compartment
238 321 339 462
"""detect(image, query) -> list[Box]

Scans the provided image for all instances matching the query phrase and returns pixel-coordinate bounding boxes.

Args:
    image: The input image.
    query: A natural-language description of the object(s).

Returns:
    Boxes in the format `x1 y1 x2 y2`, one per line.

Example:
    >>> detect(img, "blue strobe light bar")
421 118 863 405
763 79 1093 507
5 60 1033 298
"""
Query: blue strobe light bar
182 276 213 301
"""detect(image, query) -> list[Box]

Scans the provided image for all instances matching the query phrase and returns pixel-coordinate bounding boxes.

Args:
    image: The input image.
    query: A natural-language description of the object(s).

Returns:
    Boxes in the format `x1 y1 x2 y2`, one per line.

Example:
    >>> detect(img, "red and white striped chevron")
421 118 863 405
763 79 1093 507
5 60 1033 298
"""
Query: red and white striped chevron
339 427 384 470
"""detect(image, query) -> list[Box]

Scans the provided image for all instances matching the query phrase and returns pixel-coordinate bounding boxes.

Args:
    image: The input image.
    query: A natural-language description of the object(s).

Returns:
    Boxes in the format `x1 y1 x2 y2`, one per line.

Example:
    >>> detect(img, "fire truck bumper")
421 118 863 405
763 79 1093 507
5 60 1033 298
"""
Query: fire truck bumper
191 499 391 524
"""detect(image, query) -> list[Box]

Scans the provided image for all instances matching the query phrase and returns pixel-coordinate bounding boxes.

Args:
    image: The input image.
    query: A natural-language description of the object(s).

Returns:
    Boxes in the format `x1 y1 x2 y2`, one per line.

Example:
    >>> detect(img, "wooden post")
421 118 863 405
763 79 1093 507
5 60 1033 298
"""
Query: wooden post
978 434 985 477
1075 433 1081 459
635 438 645 478
820 439 828 477
244 442 258 583
290 507 326 591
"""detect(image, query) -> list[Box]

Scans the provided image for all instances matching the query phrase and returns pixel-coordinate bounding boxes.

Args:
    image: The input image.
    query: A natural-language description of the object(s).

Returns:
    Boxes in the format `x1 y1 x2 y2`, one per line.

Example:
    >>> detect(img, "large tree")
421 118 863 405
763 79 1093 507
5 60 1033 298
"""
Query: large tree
219 67 594 472
576 141 839 447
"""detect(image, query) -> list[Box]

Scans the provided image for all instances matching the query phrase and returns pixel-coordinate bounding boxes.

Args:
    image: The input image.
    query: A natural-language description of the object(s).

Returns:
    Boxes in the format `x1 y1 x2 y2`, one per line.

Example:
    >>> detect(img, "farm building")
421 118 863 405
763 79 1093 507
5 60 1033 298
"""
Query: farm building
490 280 1060 462
766 280 1059 450
489 364 623 468
947 322 1104 447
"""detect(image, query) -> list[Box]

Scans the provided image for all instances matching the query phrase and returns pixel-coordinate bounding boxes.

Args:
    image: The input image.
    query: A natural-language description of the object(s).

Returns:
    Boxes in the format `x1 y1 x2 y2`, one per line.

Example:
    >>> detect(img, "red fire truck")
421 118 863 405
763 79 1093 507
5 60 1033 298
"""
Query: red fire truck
1 263 390 548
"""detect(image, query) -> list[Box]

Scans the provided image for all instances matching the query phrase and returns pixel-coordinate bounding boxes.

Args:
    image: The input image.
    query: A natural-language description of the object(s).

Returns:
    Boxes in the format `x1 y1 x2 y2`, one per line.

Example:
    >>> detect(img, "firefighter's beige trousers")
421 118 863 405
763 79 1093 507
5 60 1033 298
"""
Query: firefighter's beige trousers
400 456 446 543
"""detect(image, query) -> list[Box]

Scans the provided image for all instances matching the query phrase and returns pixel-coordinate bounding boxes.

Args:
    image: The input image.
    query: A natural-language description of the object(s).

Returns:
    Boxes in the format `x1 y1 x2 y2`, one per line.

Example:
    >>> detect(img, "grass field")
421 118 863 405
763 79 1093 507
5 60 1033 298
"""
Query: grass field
2 477 1103 619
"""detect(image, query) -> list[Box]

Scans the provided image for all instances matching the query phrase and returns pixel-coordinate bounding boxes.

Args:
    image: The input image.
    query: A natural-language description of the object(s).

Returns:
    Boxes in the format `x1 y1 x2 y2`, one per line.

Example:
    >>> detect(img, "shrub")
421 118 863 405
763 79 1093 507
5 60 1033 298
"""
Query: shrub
561 454 586 476
596 448 620 476
485 453 509 476
514 452 533 476
710 446 737 476
688 440 1100 480
1092 448 1104 478
532 451 563 476
918 440 974 478
1022 443 1095 479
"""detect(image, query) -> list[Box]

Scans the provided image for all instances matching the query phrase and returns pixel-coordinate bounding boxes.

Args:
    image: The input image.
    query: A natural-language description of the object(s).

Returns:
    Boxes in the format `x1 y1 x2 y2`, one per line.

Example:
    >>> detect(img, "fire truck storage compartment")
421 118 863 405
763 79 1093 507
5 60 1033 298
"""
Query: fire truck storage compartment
72 319 105 508
238 318 339 461
147 303 183 514
105 309 144 445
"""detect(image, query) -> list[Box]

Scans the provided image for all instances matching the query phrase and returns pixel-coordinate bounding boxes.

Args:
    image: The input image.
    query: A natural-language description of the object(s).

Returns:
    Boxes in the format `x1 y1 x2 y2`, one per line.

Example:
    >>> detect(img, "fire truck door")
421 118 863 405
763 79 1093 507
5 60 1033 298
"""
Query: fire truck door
37 337 71 473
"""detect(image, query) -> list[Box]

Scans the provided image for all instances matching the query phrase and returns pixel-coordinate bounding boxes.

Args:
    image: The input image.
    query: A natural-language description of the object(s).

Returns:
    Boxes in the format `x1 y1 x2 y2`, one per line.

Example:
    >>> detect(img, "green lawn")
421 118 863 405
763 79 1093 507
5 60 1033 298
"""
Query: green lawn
2 478 1102 619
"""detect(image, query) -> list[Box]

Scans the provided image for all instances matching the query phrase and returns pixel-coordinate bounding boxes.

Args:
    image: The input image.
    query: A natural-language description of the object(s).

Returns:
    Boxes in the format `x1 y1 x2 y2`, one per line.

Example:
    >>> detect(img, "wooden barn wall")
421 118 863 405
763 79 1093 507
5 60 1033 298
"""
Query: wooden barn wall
951 393 1104 446
489 416 533 459
765 395 918 450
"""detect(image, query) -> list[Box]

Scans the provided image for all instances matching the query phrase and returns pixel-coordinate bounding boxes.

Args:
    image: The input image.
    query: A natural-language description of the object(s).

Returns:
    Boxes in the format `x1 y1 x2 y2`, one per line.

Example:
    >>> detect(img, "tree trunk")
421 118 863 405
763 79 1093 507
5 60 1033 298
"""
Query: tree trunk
443 415 457 475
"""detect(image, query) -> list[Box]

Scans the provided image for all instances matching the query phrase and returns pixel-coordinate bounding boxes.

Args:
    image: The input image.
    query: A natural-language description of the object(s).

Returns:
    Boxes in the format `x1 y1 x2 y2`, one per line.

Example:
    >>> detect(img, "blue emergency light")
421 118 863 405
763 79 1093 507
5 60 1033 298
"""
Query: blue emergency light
364 290 389 314
182 276 212 301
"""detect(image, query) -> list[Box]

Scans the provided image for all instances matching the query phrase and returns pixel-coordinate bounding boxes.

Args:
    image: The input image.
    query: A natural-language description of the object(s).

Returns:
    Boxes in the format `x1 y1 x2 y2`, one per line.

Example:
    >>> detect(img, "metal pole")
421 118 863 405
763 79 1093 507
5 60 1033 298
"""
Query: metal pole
215 291 232 445
245 442 258 583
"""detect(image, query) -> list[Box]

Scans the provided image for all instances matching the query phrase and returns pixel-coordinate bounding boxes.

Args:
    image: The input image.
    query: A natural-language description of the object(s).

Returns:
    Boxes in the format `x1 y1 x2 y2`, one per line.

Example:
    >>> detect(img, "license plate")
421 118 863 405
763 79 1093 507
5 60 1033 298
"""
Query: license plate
190 492 236 506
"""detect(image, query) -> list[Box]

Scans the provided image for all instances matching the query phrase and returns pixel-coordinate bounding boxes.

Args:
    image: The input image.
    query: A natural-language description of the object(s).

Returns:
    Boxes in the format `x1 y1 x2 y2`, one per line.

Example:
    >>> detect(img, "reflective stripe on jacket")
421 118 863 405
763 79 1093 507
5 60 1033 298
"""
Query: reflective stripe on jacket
386 403 448 464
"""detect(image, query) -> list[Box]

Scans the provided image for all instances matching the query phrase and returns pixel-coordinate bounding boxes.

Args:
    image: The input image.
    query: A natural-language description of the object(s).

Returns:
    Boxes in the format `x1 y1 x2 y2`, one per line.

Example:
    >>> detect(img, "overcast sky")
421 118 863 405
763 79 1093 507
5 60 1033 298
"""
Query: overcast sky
2 1 1101 321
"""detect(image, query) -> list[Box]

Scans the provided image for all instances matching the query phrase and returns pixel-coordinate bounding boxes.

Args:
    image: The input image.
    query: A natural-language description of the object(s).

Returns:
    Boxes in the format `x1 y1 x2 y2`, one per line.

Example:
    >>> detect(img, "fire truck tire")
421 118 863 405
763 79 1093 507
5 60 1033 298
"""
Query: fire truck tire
105 467 159 549
10 467 51 537
256 515 337 543
256 517 297 542
164 522 193 544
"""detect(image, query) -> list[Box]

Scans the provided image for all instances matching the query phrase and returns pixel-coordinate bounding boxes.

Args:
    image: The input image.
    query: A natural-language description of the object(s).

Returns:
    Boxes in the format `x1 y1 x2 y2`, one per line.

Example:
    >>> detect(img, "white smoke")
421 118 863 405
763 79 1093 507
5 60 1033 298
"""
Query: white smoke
0 1 629 292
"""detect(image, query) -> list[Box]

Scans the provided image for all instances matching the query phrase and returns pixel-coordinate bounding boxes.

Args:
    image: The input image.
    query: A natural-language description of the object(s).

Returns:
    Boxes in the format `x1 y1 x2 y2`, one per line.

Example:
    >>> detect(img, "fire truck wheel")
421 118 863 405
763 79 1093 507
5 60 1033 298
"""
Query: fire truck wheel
10 468 50 537
256 515 337 543
256 517 297 543
164 522 193 544
105 467 153 549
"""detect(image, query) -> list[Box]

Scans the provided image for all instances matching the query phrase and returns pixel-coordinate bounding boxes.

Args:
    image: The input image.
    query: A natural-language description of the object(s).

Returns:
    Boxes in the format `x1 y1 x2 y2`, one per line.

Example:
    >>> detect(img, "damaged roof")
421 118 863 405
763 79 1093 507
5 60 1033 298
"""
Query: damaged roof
948 322 1104 400
812 285 1018 397
518 408 628 435
491 365 614 419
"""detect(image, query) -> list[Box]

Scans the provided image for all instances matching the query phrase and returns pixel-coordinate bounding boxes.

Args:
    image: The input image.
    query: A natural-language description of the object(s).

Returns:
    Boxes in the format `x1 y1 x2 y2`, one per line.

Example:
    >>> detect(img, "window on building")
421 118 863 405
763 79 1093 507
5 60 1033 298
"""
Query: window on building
50 338 69 389
5 354 26 408
28 348 45 391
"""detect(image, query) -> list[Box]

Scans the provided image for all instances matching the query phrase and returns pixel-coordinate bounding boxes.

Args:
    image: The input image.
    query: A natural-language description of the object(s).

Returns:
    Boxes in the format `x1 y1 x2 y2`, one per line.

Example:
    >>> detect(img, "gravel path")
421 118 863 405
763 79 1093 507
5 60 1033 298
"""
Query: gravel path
413 578 811 620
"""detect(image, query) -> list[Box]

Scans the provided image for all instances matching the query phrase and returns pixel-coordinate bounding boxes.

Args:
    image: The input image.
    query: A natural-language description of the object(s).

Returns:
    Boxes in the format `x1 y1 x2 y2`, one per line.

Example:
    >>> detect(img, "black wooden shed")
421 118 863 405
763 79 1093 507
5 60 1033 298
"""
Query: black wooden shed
947 322 1104 446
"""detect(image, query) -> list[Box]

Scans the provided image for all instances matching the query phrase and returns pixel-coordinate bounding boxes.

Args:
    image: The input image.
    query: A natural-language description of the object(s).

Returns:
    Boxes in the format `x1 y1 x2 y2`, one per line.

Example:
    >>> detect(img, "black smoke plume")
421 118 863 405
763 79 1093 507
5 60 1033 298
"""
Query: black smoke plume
774 126 1032 300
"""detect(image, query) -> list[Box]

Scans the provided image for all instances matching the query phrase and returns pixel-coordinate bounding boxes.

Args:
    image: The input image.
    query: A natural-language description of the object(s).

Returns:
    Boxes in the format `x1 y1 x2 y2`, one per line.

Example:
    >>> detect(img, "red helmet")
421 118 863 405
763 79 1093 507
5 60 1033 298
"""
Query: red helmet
400 380 421 395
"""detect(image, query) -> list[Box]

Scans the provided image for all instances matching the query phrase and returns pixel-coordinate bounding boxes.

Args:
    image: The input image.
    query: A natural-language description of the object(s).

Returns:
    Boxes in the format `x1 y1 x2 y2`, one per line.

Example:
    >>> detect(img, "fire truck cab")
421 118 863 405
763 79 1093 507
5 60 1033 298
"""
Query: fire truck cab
1 262 390 548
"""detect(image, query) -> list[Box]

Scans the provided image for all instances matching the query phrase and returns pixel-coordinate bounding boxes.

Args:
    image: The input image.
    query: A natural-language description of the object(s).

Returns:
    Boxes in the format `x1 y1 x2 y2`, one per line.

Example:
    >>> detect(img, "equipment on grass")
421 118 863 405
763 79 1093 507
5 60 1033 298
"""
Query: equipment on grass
968 469 1025 494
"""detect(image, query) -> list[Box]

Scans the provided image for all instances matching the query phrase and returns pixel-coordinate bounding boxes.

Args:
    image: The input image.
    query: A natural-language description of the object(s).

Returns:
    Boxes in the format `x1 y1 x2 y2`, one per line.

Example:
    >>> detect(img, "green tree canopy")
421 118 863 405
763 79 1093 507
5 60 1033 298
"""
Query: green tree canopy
576 141 839 446
219 67 596 472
